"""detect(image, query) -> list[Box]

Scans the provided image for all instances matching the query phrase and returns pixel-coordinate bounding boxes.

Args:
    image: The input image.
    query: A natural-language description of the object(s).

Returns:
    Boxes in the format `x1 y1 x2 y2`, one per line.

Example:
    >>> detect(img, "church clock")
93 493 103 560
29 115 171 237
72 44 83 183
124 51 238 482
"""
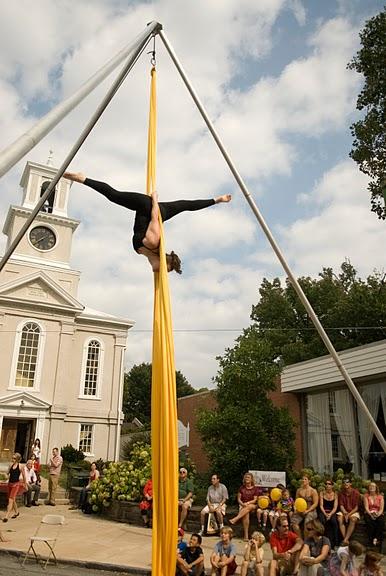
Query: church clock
29 225 57 251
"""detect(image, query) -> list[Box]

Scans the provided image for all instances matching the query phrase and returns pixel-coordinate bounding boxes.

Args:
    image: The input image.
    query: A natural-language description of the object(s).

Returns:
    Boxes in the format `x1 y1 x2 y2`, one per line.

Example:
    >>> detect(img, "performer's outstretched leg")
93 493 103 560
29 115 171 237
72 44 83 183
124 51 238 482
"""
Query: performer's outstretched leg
160 194 231 222
64 173 151 214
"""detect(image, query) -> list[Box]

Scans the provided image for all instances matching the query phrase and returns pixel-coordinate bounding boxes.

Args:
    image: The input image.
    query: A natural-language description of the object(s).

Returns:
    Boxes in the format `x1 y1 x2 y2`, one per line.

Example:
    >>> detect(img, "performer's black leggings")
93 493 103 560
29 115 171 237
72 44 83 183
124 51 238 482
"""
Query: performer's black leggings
84 178 215 222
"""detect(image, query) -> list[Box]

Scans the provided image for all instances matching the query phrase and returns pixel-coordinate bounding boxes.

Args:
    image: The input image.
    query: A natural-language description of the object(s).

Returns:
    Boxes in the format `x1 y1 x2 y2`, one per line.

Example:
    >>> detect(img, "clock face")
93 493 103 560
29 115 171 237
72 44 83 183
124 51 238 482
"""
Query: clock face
29 226 57 251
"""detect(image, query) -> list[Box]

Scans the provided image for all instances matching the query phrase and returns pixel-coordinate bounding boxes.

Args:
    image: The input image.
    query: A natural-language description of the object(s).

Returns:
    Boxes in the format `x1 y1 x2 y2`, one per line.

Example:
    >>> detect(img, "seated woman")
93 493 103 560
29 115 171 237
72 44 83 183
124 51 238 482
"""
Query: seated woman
139 478 153 527
318 479 339 548
64 172 231 273
362 481 384 548
291 474 319 538
78 462 100 511
229 473 260 541
299 519 331 576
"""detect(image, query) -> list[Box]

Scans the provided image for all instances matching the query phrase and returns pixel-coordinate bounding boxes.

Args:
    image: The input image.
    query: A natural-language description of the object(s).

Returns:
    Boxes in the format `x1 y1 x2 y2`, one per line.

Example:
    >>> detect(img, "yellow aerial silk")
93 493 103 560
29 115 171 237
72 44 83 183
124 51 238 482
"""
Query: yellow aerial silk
147 67 179 576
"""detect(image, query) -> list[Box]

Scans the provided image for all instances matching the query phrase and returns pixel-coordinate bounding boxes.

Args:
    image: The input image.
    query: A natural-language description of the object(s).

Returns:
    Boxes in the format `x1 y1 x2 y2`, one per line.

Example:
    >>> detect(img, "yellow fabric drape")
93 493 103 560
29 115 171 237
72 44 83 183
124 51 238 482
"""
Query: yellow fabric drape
147 67 179 576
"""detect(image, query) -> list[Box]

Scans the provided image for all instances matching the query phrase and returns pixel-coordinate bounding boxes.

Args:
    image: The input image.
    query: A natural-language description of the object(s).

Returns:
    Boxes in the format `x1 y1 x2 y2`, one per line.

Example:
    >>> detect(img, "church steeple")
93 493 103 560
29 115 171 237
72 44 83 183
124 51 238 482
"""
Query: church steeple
19 160 72 218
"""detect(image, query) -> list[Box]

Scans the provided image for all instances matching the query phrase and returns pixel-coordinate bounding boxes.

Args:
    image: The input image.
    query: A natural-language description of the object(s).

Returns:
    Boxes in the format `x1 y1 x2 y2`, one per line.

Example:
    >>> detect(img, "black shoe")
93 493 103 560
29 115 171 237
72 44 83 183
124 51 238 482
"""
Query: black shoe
47 502 56 506
12 513 20 519
31 502 39 506
26 504 31 508
2 518 8 523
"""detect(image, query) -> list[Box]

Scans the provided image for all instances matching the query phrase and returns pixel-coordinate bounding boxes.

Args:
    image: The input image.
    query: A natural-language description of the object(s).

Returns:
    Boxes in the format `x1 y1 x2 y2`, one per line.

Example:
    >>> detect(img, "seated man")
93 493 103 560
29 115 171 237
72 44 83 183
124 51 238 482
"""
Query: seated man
337 478 360 545
269 517 303 576
176 533 205 576
24 459 40 507
178 467 194 529
199 474 228 536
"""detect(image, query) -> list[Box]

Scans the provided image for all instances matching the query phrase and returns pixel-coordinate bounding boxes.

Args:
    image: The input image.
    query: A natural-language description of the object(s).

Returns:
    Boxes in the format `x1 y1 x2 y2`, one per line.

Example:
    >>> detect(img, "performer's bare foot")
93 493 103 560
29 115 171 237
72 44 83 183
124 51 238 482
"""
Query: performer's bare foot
63 172 86 183
215 194 232 203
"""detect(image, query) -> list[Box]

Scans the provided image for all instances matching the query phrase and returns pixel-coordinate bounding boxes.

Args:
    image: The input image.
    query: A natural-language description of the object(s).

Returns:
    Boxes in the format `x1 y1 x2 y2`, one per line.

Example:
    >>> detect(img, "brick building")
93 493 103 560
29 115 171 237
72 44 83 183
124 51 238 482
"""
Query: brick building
177 381 303 474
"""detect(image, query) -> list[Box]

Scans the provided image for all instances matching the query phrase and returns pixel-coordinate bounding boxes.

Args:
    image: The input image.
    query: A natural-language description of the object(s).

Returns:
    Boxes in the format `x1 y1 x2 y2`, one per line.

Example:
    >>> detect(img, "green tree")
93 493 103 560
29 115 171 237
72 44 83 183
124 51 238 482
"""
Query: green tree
252 260 386 364
347 8 386 218
122 362 196 423
196 333 296 494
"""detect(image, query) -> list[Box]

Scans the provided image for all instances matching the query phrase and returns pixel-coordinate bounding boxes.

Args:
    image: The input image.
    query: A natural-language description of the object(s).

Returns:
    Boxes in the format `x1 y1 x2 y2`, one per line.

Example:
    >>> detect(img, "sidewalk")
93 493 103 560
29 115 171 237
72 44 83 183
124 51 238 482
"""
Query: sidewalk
0 504 271 573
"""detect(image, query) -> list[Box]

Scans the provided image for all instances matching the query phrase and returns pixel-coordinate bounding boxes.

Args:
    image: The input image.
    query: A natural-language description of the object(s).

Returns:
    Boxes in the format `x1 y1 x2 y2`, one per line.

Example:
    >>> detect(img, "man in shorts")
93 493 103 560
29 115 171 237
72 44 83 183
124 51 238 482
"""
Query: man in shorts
179 467 194 529
269 517 303 576
337 478 360 545
199 474 228 536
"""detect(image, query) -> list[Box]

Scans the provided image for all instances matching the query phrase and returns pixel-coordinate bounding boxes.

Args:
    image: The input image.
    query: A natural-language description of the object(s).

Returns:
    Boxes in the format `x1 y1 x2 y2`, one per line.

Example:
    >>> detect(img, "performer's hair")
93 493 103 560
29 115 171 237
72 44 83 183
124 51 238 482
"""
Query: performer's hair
167 251 182 274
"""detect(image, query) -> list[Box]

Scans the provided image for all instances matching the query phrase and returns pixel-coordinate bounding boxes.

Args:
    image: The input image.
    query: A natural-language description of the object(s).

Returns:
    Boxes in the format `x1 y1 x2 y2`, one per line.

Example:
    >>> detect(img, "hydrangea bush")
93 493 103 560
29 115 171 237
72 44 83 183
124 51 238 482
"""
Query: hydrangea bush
288 467 370 494
89 442 151 512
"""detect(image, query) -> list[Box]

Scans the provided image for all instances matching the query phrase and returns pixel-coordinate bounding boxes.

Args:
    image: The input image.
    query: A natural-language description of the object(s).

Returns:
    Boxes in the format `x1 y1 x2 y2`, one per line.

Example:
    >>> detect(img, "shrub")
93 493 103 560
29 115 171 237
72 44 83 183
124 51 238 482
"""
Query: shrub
287 467 370 494
89 442 151 512
60 444 85 465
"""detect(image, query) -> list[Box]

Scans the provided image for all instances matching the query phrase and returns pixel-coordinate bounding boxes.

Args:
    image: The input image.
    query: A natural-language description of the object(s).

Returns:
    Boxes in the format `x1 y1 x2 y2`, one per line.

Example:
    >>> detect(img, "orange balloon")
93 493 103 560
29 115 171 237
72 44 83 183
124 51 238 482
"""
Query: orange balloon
294 497 307 513
270 488 282 502
258 496 270 509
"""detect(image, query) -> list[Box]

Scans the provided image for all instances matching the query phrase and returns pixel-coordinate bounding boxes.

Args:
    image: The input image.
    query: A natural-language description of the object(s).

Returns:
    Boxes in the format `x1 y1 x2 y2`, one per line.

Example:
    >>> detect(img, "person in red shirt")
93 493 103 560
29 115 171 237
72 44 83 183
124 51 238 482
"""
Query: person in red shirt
337 478 360 545
269 517 303 576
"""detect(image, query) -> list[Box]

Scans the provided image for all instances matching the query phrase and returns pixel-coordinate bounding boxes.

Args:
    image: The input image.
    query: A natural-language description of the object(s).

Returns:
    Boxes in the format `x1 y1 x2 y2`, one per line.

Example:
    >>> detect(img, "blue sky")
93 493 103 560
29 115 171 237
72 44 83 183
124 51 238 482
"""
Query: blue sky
0 0 385 388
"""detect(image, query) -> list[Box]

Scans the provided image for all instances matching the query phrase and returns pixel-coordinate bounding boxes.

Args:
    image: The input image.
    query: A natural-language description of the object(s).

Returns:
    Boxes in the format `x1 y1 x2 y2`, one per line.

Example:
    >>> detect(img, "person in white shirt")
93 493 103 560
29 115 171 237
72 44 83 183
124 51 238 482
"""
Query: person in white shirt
24 459 40 507
199 474 229 536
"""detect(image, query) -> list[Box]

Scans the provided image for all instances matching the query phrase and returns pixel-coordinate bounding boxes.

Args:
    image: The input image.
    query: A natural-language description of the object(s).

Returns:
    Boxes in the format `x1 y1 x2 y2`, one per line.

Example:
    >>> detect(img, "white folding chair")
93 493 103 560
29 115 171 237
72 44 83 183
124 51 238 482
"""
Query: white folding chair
22 514 65 568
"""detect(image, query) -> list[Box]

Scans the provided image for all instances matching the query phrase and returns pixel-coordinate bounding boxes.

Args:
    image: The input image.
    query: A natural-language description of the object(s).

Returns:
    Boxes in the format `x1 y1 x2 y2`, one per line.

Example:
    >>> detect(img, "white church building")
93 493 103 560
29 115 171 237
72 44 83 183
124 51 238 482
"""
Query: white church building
0 160 133 466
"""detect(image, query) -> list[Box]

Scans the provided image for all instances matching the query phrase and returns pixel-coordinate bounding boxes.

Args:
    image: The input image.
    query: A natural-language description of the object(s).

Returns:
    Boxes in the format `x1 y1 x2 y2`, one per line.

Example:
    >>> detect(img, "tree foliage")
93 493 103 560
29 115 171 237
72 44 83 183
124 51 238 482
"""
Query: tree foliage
252 260 386 365
197 333 296 494
122 362 196 424
348 8 386 218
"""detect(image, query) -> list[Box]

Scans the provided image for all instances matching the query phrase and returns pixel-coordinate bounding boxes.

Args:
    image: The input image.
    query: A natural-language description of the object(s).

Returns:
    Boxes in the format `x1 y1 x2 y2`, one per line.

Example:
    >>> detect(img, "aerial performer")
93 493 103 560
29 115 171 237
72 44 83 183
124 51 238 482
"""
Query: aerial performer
64 172 231 273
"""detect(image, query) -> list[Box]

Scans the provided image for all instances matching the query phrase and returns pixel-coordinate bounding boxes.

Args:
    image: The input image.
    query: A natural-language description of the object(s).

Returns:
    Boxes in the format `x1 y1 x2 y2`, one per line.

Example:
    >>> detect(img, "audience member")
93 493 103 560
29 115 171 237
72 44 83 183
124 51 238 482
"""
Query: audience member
256 488 270 531
210 527 237 576
318 478 339 548
359 550 383 576
269 516 303 576
328 540 364 576
178 527 187 556
291 474 318 536
139 478 153 527
276 488 294 525
47 447 63 506
24 459 40 507
178 468 194 529
2 452 26 523
176 532 205 576
31 454 41 484
299 519 331 576
337 478 360 545
78 462 100 511
229 472 260 541
31 438 41 465
362 481 384 548
199 474 228 536
240 531 265 576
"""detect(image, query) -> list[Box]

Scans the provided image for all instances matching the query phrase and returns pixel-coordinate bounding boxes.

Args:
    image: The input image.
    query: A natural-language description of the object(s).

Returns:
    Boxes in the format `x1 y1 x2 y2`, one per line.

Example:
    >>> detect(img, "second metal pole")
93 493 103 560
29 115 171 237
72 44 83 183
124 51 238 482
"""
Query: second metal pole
159 29 386 453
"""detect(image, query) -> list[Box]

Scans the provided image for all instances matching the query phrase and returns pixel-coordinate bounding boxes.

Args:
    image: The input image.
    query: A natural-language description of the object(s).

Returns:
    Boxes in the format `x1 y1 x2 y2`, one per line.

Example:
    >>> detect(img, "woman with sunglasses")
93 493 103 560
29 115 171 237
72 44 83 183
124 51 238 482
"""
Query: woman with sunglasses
318 479 339 548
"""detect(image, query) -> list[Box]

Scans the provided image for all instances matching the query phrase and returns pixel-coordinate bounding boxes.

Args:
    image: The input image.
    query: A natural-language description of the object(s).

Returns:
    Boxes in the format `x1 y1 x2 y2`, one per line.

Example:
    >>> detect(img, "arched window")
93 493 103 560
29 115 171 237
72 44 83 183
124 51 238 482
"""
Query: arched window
15 322 41 388
83 340 101 396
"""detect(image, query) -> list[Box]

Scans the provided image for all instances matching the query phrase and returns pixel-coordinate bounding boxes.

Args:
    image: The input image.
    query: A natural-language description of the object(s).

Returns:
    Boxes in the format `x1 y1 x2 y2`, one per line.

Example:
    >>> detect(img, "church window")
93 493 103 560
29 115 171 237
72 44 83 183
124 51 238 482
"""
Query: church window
15 322 41 388
79 424 94 454
82 339 103 397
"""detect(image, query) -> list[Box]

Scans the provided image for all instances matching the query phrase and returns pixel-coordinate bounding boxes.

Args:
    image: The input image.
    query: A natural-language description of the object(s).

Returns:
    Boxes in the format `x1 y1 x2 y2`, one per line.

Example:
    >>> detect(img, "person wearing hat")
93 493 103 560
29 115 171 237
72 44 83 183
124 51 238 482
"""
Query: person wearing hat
179 468 194 529
337 478 360 545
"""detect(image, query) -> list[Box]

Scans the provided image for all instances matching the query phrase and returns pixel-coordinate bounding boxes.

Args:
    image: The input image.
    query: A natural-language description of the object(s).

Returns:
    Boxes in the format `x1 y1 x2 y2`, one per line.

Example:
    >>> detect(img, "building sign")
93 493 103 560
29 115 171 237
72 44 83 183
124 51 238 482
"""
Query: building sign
249 470 286 487
178 420 190 448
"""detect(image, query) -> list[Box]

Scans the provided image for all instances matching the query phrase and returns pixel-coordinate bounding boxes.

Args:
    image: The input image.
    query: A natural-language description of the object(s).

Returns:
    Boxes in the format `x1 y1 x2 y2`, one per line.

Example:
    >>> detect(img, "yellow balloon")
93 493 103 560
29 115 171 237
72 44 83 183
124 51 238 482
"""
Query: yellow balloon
271 488 282 502
295 497 307 513
258 496 270 509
